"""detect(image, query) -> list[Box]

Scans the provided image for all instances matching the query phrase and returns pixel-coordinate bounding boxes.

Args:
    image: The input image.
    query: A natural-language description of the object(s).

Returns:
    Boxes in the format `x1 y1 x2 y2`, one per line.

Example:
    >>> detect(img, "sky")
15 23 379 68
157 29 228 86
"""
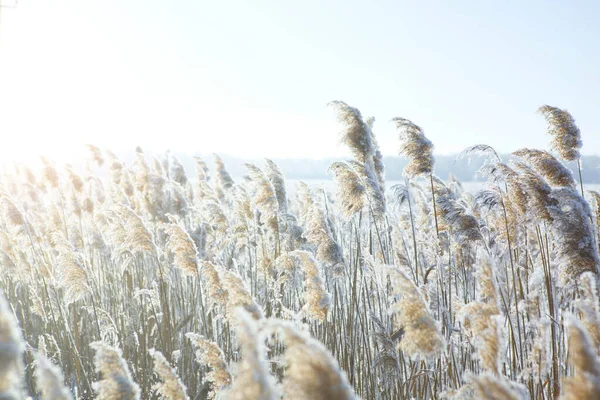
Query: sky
0 0 599 163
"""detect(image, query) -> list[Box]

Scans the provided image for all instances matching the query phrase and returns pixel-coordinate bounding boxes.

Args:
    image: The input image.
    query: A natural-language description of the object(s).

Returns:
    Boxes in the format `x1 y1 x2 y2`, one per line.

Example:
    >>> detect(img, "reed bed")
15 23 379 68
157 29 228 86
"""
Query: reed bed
0 103 599 399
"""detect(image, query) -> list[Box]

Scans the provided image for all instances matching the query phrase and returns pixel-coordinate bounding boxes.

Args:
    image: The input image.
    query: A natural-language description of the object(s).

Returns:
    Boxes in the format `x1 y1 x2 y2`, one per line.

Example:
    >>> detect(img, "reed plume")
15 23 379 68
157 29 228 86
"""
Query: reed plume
53 232 90 305
245 164 279 238
34 352 73 400
221 309 278 400
561 317 600 400
328 104 387 221
458 144 502 163
366 116 386 194
512 161 554 222
214 154 234 203
86 144 104 167
264 159 288 214
65 164 84 193
193 156 210 182
479 161 528 219
290 250 331 321
347 160 386 219
457 252 502 374
162 222 199 276
91 341 141 400
274 252 300 288
393 117 434 178
468 373 528 400
166 181 190 217
303 201 344 274
386 266 444 359
186 333 232 399
118 164 135 199
148 348 189 400
279 213 305 252
267 320 358 400
538 105 582 162
144 174 168 220
328 161 365 219
576 272 600 351
113 205 156 255
41 157 60 188
132 147 150 193
169 156 188 187
197 180 219 203
295 182 314 224
393 119 439 241
0 292 25 398
200 261 228 311
106 150 124 185
230 186 253 247
513 148 575 188
329 100 374 165
547 188 599 284
245 163 279 233
201 200 229 237
434 178 482 245
1 195 26 229
220 269 263 321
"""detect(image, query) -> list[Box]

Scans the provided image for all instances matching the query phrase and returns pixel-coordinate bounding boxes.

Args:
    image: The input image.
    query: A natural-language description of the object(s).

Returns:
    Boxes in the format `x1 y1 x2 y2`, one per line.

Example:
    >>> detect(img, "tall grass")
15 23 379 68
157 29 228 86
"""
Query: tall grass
0 104 599 399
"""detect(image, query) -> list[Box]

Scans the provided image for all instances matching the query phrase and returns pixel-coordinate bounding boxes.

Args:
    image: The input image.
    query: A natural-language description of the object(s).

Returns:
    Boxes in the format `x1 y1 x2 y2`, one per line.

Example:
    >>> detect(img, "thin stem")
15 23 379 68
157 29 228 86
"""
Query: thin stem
577 158 584 197
429 174 440 239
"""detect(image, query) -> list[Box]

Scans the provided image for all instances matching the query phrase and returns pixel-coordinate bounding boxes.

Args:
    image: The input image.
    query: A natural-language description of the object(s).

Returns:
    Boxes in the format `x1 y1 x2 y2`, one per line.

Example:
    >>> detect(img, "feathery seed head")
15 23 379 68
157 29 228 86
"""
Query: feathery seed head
386 266 444 359
245 164 279 233
303 202 344 274
200 261 227 311
53 233 90 305
513 161 555 221
186 333 231 399
548 188 599 285
220 269 263 322
214 154 234 202
561 317 600 400
34 352 73 400
91 341 141 400
264 159 288 214
329 100 374 164
221 309 277 400
0 292 25 393
86 144 105 167
266 320 358 400
149 349 189 400
347 160 386 219
513 148 575 188
290 250 331 321
468 373 528 400
538 105 582 162
393 117 435 178
162 223 199 276
193 156 210 182
328 162 366 219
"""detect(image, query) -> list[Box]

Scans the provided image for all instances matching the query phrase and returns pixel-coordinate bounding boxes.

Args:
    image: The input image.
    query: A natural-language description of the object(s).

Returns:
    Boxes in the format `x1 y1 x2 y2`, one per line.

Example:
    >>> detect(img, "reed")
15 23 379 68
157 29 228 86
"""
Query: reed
0 102 598 400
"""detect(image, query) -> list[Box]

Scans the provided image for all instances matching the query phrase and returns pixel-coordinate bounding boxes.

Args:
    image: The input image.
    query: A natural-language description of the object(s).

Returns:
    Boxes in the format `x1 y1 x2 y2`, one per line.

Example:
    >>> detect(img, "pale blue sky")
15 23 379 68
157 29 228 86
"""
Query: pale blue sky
0 1 599 162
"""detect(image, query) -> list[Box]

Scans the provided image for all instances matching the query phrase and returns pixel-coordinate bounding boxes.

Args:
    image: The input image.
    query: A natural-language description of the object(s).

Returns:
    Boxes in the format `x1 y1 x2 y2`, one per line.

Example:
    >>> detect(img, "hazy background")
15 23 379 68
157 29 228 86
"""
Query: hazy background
0 1 599 166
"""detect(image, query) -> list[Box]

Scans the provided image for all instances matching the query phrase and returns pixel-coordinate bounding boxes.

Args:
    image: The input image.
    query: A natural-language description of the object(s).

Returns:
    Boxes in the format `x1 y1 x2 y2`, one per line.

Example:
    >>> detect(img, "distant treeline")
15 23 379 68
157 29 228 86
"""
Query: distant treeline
164 152 600 183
